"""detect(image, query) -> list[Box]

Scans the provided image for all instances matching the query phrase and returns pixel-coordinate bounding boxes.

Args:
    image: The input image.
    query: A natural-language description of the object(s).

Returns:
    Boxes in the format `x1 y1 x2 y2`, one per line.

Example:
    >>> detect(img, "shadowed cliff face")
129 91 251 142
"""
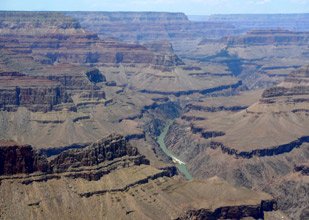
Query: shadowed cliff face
0 141 49 175
0 134 147 179
50 134 144 173
85 69 106 83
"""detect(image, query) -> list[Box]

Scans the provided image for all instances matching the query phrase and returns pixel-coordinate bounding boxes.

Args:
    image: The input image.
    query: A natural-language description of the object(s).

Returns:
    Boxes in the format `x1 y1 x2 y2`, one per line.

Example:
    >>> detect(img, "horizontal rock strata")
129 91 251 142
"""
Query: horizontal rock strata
0 134 150 181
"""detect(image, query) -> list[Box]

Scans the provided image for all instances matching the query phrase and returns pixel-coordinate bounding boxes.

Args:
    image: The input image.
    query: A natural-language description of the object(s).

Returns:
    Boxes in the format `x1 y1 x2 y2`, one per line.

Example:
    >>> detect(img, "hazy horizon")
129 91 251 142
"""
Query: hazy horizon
0 10 309 16
1 0 309 15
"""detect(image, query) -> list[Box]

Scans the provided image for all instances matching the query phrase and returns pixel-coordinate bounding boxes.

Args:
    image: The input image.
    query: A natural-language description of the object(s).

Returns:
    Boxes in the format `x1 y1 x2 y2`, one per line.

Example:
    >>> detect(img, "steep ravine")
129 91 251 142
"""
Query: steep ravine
164 121 309 220
156 120 192 180
142 101 194 179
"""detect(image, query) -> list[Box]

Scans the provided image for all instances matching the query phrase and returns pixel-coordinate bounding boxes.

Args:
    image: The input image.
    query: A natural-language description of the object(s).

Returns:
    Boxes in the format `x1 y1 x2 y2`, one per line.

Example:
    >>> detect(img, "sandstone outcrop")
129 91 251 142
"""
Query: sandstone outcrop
261 67 309 101
223 30 309 46
0 134 148 179
50 134 146 173
176 200 277 220
0 72 72 112
262 86 309 98
0 141 49 175
0 11 183 67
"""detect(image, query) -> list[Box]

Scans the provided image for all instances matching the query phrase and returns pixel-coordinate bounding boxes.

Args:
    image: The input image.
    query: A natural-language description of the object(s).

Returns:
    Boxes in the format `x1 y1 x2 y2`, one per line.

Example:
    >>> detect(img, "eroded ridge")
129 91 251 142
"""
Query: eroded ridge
0 134 150 182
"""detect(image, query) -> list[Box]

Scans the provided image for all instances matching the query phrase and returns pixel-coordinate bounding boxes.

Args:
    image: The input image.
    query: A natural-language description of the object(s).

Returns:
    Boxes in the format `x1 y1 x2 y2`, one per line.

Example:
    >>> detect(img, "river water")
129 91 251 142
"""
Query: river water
156 120 193 180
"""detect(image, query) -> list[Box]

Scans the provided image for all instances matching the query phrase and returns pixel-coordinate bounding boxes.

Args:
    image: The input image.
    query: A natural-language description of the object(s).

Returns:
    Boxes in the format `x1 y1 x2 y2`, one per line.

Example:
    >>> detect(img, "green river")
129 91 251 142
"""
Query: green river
156 121 193 180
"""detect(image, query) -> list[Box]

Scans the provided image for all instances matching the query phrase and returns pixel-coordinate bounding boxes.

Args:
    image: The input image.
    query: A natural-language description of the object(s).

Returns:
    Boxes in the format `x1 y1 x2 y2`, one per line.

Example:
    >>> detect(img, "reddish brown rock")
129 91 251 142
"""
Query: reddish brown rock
0 134 149 178
0 72 73 112
50 134 146 173
176 200 277 220
0 11 183 67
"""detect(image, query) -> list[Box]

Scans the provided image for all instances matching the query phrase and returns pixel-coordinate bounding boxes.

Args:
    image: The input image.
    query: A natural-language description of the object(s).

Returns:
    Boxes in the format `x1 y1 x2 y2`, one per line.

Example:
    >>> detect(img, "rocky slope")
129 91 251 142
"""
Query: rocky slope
0 135 278 220
165 67 309 219
0 11 308 219
172 67 309 153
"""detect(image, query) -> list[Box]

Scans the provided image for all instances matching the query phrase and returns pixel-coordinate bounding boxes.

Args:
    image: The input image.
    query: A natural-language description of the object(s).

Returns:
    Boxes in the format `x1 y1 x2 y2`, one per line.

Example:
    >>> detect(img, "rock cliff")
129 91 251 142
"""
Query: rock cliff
68 11 236 43
50 134 145 173
224 30 309 46
0 134 148 180
0 72 73 112
0 11 182 67
177 200 277 220
0 141 49 175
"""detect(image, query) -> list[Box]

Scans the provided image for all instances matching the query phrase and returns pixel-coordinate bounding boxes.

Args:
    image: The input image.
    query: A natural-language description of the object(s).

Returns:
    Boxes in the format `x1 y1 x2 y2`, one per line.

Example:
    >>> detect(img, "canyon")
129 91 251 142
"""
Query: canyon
0 11 308 219
165 67 309 220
